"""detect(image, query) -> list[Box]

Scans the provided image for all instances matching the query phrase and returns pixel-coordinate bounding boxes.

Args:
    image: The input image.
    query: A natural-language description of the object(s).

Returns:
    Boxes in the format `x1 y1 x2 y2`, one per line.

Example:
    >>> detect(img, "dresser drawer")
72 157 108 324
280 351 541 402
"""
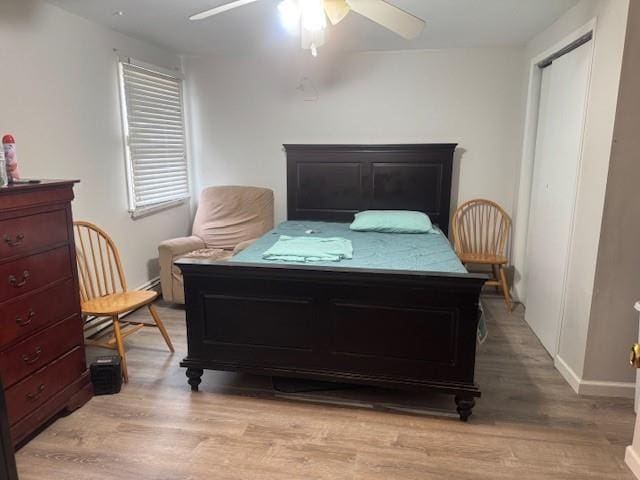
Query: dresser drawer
0 209 69 261
5 347 86 425
0 246 72 303
0 315 83 388
0 279 78 349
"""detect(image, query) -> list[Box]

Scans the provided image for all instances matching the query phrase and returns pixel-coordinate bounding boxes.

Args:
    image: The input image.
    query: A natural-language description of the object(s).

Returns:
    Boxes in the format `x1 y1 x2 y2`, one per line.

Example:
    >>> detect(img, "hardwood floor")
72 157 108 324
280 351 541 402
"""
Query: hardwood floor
15 296 635 479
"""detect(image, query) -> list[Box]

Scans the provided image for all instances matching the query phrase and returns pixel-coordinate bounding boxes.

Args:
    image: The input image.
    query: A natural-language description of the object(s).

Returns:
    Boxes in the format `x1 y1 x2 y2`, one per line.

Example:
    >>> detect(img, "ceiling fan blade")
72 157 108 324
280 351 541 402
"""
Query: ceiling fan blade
189 0 263 21
346 0 425 40
324 0 350 25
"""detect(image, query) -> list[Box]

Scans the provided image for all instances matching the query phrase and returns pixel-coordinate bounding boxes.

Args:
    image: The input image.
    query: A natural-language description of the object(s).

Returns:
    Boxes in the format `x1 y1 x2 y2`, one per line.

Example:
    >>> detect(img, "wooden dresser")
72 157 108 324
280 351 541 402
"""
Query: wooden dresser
0 180 92 446
0 377 18 480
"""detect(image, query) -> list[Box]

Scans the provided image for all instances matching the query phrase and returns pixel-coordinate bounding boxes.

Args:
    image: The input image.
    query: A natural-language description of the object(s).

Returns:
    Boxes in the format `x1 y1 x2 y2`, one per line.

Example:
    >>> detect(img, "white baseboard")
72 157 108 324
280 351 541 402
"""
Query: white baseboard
555 355 635 398
136 276 160 292
579 379 636 398
554 355 581 393
626 446 640 479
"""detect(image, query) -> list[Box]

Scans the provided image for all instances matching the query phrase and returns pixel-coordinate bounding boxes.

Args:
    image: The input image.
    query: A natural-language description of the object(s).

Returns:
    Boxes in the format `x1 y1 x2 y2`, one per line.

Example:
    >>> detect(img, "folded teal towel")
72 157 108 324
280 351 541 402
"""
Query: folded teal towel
262 236 353 263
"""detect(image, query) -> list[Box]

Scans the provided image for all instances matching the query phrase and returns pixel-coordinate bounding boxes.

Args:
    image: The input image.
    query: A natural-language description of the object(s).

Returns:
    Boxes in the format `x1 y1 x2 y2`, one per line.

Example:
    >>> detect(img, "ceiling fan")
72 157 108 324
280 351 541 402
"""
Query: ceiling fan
189 0 426 57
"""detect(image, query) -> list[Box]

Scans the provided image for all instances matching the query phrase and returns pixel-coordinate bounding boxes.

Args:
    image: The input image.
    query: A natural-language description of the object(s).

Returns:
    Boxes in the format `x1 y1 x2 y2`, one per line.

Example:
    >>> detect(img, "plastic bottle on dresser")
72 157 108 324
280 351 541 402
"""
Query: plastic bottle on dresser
0 146 7 187
2 135 19 183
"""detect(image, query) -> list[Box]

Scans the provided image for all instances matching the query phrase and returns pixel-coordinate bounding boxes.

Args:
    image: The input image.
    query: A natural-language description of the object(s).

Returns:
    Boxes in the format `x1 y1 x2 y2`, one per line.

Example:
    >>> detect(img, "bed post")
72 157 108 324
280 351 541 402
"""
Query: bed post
186 367 203 392
455 394 476 422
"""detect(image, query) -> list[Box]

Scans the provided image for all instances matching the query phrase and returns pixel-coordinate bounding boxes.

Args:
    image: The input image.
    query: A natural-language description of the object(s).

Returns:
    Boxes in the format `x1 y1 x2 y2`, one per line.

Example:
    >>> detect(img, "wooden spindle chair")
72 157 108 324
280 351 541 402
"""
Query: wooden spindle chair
452 199 513 311
74 221 174 383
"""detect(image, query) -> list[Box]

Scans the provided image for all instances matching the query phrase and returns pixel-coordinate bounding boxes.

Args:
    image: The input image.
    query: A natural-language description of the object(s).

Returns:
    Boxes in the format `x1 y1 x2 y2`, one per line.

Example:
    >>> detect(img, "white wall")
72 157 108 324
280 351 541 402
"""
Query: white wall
511 0 630 390
585 0 638 386
0 0 192 289
185 47 525 224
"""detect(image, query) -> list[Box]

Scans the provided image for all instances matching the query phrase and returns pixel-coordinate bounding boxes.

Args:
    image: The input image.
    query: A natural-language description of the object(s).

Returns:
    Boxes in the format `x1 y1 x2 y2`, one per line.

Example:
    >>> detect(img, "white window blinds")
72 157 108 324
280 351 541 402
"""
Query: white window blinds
119 60 189 216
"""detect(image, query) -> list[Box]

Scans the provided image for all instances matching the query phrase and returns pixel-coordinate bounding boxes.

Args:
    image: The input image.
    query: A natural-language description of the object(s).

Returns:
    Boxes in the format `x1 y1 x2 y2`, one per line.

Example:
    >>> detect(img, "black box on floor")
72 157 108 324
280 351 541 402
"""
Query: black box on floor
90 356 122 395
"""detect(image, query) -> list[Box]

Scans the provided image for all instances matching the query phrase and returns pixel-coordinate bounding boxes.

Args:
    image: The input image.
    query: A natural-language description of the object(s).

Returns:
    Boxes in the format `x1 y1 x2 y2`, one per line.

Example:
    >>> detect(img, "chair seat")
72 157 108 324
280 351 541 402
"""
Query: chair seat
81 290 158 316
459 253 508 265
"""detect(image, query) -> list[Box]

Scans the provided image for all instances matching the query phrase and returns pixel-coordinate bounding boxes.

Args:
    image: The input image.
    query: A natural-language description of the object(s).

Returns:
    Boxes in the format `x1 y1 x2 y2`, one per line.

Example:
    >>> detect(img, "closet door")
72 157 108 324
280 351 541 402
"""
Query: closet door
524 40 592 356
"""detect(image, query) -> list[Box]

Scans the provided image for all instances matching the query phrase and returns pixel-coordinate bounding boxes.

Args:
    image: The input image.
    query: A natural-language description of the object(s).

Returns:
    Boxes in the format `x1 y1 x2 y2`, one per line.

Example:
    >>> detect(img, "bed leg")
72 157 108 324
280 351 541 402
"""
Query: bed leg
186 367 203 392
455 394 475 422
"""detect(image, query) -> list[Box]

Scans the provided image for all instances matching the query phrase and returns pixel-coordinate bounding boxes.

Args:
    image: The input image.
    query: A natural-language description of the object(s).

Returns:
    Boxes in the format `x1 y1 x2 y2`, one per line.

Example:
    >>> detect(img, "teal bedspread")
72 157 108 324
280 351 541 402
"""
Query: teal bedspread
232 221 466 273
263 235 353 262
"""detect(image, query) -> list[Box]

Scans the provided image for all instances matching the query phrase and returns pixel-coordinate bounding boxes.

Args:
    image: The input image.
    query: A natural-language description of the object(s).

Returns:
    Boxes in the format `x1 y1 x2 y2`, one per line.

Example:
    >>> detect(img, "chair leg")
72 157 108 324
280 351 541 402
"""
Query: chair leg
148 304 175 353
498 266 513 312
491 264 500 293
111 315 129 384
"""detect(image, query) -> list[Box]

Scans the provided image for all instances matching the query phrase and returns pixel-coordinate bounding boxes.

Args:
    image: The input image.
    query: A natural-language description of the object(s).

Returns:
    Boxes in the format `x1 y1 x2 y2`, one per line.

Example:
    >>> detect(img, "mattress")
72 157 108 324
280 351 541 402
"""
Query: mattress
231 220 467 274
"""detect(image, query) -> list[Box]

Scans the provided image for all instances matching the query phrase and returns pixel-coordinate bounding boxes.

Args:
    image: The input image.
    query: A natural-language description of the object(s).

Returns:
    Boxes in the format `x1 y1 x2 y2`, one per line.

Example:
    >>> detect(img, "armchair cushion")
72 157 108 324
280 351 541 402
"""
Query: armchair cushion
192 186 274 250
168 248 234 304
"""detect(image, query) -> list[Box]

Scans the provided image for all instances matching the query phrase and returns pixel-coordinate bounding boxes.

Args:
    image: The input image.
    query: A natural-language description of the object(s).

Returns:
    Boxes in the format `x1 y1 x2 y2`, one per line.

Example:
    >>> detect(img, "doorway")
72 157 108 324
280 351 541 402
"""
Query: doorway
523 35 594 356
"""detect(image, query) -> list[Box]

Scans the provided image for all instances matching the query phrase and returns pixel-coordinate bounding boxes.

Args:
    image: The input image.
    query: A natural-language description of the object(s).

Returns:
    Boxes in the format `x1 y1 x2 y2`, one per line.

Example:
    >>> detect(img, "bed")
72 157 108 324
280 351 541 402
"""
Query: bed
177 144 486 421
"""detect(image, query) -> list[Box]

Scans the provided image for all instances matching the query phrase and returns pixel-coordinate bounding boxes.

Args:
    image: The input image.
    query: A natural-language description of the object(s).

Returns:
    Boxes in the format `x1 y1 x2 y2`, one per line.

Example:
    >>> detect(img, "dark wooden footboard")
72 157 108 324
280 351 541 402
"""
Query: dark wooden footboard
177 259 486 421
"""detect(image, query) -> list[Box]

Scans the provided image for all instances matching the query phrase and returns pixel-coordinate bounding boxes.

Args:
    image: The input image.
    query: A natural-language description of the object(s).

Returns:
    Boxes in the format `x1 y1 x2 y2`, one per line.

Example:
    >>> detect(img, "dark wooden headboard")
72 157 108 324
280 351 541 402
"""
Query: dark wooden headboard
285 144 457 237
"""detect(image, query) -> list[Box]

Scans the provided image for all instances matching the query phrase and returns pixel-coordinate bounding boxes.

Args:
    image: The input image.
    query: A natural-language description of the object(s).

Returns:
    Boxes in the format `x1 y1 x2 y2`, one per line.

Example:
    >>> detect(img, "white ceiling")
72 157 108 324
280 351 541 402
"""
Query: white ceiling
46 0 580 55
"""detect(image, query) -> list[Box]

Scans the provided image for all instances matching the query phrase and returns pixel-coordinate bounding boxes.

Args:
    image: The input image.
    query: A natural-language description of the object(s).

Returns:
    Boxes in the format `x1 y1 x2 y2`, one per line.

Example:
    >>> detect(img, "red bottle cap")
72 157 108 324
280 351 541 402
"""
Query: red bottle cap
2 135 14 144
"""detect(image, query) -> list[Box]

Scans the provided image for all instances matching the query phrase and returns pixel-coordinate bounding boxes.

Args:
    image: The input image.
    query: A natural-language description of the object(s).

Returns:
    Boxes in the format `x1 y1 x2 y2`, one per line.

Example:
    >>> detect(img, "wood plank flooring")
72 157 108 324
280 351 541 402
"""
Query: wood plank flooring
15 297 635 479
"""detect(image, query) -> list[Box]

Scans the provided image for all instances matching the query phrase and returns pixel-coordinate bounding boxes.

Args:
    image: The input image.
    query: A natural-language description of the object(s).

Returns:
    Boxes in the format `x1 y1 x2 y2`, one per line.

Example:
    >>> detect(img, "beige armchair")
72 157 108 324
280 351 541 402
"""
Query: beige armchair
159 186 274 304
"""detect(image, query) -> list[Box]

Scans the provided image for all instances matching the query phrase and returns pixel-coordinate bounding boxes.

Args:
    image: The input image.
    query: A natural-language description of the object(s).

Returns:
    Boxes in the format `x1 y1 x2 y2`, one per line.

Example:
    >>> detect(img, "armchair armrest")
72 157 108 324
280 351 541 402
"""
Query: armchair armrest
159 235 206 258
158 236 206 302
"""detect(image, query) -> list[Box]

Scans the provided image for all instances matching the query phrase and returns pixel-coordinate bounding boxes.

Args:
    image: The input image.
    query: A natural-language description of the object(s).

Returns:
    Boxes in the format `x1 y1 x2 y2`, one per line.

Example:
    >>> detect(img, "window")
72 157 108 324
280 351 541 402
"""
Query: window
118 58 189 217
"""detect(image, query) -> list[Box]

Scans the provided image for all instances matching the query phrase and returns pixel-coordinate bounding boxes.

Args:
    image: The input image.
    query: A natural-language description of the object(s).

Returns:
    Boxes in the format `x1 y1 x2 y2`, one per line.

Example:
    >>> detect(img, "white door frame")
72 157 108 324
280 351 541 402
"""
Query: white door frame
511 19 597 355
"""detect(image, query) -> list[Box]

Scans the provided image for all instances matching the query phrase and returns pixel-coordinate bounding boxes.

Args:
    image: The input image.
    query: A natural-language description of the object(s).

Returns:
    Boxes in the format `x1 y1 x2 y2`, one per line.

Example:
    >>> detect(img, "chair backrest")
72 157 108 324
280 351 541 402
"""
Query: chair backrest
73 221 127 303
192 185 274 250
452 199 511 257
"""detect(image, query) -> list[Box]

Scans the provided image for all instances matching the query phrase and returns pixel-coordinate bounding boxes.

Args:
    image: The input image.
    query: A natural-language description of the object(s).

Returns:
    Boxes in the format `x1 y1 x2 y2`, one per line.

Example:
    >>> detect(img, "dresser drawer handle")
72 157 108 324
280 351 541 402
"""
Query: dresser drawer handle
26 384 45 402
21 347 43 365
16 309 36 327
8 270 30 288
3 233 25 247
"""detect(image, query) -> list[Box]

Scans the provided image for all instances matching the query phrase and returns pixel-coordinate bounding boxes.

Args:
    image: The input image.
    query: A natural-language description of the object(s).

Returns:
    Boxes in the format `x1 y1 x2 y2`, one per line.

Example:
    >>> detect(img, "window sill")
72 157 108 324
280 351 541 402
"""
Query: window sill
129 198 188 219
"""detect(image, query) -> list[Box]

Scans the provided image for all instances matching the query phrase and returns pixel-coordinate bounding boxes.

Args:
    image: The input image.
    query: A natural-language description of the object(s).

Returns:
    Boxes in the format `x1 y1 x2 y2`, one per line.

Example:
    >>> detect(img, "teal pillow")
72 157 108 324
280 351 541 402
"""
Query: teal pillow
349 210 434 234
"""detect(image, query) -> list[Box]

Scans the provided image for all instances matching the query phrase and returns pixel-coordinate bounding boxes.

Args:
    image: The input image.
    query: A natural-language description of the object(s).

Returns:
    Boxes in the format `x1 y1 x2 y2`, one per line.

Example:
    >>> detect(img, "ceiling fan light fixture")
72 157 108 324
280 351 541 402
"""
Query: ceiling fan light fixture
300 0 327 32
189 0 425 57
